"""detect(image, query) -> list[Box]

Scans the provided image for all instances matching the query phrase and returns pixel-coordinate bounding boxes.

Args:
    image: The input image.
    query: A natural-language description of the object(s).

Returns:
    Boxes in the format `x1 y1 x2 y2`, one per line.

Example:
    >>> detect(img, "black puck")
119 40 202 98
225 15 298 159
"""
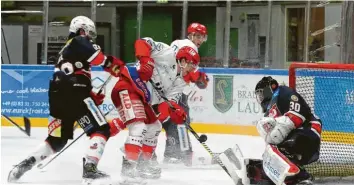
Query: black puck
199 134 208 142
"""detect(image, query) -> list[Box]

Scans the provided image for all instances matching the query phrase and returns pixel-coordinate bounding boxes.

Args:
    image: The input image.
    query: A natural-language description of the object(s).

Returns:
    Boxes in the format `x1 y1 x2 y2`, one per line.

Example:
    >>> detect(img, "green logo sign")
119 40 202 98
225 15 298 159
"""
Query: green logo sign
213 75 234 113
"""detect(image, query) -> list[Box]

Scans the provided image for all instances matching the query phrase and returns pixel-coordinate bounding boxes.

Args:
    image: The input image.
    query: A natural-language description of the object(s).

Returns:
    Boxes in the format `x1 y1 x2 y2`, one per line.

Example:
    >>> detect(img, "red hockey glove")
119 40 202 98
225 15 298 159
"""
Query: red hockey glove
190 71 209 89
108 117 126 137
103 56 125 77
170 107 187 124
137 56 155 82
90 91 105 105
158 101 186 124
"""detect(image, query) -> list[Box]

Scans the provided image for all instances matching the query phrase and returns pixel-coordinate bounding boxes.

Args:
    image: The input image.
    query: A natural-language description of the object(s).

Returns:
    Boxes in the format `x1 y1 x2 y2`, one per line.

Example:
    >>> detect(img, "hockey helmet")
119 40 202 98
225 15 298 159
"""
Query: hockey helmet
255 76 279 113
176 46 200 69
187 23 208 42
69 16 97 39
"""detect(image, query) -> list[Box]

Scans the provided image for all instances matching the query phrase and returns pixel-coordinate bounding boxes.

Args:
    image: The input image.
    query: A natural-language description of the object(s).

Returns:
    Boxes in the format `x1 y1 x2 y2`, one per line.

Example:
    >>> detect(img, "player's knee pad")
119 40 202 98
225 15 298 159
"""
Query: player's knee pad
45 135 68 152
125 121 146 160
143 120 162 147
112 89 147 125
126 121 146 147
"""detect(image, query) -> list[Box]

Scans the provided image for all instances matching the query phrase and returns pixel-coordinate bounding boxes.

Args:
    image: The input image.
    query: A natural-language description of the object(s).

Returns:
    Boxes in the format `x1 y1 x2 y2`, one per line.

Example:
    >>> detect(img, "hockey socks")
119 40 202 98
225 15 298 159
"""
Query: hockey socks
85 134 107 164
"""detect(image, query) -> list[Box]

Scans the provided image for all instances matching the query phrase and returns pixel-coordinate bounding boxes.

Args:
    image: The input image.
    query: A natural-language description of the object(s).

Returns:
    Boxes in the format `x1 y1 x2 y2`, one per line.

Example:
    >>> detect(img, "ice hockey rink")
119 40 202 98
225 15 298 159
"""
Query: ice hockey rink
1 127 352 185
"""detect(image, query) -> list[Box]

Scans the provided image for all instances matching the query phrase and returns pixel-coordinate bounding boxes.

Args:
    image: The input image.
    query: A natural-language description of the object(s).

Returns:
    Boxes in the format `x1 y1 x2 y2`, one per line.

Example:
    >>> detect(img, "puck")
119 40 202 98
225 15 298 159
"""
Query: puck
199 134 207 142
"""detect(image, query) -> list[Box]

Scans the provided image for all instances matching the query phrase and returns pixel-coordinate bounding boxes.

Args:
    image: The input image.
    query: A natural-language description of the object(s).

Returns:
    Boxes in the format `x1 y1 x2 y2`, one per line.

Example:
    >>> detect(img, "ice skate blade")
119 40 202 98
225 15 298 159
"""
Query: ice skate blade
118 177 147 185
8 167 21 183
140 172 161 179
82 177 112 185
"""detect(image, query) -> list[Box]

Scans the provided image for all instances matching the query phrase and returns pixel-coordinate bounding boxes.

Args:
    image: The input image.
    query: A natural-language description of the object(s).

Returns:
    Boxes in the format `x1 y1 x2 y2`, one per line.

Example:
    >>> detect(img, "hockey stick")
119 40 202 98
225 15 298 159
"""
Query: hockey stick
1 114 31 137
97 75 112 95
37 76 113 170
37 109 113 170
149 80 232 176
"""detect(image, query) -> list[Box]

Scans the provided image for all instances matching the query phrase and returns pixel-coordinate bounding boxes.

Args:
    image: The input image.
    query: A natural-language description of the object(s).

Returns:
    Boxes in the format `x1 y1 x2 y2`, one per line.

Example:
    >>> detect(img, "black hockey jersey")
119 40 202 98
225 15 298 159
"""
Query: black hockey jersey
264 86 322 138
57 35 105 73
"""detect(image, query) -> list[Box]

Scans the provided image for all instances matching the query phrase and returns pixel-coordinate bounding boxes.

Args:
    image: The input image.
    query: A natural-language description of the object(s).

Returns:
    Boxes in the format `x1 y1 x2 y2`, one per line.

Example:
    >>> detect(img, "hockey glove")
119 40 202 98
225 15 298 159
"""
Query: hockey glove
137 56 155 82
158 101 186 124
90 91 105 105
190 71 209 89
257 116 295 145
103 56 125 77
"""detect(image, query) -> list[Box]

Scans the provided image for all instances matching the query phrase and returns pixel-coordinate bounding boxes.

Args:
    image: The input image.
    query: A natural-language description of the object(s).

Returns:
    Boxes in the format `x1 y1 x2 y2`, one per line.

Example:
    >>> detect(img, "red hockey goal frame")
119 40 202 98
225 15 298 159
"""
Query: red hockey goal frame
289 62 354 179
289 62 354 89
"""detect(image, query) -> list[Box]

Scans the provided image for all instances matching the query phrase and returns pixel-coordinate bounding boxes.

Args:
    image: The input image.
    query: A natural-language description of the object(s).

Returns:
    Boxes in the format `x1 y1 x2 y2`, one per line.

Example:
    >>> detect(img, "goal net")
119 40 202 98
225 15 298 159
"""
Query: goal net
289 62 354 180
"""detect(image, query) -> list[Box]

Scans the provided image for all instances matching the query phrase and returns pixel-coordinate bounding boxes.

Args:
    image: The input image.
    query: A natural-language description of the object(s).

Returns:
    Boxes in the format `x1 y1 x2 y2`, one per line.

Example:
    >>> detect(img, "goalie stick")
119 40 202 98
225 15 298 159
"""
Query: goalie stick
1 115 31 137
37 75 112 170
148 80 238 180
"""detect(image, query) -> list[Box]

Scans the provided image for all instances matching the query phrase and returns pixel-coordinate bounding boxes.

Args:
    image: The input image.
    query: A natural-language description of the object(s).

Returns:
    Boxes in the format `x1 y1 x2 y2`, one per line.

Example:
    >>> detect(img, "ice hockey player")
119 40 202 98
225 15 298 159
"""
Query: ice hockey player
8 16 123 184
220 76 322 185
109 37 200 184
161 22 209 165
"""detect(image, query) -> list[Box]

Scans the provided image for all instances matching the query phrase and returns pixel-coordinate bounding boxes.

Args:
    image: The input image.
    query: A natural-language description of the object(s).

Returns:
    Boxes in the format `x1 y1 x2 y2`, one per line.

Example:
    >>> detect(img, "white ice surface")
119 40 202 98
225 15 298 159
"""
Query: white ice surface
1 127 351 185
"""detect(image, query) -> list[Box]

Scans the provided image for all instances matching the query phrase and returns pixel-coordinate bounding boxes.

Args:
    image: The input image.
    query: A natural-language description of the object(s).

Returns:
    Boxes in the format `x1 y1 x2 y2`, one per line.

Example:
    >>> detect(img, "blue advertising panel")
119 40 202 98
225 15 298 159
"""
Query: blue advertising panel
1 66 53 118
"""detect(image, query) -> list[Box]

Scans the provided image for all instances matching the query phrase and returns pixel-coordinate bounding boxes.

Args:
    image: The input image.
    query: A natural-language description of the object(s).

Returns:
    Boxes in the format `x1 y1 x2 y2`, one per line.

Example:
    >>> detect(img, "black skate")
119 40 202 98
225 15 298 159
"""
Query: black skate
8 156 36 182
137 159 161 179
285 168 313 185
120 157 146 185
82 158 110 185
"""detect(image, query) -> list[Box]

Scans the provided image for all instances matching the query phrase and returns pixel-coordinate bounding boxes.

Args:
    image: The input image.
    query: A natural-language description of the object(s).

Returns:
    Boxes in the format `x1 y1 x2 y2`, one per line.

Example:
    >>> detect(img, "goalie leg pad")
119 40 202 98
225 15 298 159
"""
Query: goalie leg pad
218 144 248 185
262 145 300 185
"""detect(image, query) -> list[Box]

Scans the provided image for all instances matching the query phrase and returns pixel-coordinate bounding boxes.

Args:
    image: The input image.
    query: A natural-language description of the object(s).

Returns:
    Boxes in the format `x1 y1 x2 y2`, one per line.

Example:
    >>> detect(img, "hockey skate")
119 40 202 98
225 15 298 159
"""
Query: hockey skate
163 156 183 164
284 168 314 185
120 157 147 185
138 158 161 179
8 156 36 182
163 151 193 166
82 158 110 185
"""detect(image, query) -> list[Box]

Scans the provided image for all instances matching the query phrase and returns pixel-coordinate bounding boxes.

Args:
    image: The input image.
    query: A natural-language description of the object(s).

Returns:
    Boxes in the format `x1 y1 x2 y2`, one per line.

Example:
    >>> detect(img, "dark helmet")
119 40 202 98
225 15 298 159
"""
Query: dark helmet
255 76 279 113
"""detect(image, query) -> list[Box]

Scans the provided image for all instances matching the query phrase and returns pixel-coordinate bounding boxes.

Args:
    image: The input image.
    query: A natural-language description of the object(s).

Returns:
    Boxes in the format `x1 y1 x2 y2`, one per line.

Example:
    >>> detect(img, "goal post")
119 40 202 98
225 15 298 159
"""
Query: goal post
289 62 354 179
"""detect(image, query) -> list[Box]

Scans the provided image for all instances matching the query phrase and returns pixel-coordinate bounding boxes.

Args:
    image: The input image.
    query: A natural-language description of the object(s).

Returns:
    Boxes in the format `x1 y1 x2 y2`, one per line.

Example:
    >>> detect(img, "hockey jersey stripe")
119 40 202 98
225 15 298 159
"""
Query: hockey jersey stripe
310 121 322 135
284 111 305 128
88 50 105 66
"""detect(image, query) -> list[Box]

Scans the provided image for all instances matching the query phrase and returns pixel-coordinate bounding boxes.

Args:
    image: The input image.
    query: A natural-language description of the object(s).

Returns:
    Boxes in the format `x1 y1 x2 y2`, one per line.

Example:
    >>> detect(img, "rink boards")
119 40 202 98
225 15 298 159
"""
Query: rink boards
1 64 353 145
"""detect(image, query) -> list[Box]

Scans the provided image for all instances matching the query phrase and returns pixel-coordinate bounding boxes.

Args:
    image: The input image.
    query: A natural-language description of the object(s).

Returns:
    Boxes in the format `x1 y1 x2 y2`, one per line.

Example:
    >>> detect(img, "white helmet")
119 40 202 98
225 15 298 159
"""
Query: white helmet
69 16 97 38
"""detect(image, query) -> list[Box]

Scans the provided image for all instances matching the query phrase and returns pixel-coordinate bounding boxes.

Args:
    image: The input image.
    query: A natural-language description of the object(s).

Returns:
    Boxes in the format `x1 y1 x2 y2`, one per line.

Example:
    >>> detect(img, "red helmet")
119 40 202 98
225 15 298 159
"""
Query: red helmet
187 23 207 35
176 46 200 66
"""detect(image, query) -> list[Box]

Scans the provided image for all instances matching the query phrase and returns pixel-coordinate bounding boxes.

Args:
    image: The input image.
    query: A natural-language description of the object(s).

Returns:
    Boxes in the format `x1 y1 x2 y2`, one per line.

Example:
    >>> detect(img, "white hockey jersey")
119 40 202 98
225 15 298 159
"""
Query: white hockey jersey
170 39 199 95
170 39 198 56
139 37 187 105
